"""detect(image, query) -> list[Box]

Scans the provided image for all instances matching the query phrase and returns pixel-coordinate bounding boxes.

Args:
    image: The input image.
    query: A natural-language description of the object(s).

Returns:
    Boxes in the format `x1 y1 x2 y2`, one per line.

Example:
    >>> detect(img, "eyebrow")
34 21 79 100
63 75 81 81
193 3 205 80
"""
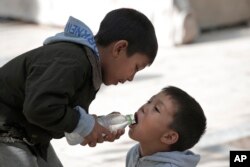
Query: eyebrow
150 95 165 108
151 96 166 111
157 99 166 112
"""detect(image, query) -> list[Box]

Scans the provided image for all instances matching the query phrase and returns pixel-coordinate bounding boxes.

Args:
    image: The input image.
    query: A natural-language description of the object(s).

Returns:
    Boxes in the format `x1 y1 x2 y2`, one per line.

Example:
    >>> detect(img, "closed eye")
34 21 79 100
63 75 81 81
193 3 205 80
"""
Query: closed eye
154 106 160 113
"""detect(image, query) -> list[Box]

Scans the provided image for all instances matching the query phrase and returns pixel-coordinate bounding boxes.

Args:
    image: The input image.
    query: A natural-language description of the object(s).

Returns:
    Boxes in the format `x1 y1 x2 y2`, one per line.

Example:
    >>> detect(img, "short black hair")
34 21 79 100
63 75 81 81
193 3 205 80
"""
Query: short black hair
95 8 158 65
162 86 207 151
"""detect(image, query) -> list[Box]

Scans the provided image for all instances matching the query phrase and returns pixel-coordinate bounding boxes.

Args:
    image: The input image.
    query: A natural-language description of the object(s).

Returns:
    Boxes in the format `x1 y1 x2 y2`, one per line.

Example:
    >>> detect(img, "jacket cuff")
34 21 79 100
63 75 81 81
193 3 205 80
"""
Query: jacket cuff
64 106 95 145
75 106 95 137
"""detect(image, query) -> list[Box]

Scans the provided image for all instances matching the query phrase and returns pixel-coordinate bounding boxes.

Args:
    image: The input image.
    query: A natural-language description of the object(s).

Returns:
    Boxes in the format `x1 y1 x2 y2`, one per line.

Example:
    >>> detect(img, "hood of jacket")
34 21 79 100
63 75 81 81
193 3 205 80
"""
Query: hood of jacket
43 16 99 58
127 144 200 167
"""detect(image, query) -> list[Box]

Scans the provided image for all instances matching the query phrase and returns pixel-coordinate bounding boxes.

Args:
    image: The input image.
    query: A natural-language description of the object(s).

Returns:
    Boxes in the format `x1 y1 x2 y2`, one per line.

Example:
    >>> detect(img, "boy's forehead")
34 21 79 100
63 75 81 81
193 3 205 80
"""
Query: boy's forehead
154 91 167 98
150 92 169 103
148 93 177 125
153 92 176 109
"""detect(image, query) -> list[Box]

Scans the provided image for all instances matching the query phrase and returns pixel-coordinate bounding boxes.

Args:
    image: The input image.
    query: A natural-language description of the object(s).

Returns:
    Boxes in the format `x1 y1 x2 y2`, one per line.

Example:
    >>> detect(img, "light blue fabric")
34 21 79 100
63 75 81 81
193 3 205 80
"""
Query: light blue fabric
126 144 200 167
64 106 95 145
44 16 99 58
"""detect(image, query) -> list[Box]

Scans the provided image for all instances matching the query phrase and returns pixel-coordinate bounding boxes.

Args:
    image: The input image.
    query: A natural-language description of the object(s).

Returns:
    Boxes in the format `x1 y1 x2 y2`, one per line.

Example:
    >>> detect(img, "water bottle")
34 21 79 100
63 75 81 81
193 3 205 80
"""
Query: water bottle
97 113 135 132
65 113 135 145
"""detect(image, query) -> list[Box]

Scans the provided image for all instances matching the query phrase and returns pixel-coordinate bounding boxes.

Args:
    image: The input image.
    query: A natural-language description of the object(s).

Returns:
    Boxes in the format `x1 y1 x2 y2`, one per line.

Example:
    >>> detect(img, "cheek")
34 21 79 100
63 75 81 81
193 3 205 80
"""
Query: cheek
102 64 115 83
117 66 132 79
129 117 164 141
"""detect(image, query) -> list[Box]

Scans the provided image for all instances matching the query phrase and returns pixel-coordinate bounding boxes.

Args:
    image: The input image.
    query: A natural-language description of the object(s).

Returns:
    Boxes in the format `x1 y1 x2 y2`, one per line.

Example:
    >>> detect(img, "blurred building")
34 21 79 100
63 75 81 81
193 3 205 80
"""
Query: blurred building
0 0 250 46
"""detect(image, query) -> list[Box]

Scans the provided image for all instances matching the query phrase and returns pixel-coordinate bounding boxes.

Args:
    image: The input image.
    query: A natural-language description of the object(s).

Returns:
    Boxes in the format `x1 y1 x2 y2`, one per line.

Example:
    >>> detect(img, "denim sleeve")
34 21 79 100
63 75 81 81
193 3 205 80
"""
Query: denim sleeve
64 106 95 145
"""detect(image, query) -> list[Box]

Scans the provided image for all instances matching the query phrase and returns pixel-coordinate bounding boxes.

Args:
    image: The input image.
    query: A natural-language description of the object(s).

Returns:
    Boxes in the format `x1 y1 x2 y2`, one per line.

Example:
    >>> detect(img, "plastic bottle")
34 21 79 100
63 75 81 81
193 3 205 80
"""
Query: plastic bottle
97 113 135 132
65 113 135 145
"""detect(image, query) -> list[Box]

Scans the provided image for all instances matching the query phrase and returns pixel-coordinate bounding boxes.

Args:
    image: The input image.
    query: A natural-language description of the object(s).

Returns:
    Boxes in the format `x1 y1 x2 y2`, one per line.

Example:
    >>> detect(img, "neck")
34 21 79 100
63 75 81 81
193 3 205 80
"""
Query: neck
96 43 114 62
139 142 170 157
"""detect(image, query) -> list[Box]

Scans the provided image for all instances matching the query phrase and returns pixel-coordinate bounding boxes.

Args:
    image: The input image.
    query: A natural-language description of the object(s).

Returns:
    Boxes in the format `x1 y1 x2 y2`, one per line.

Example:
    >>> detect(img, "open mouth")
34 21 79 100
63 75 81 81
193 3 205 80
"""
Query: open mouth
132 112 138 125
129 112 138 128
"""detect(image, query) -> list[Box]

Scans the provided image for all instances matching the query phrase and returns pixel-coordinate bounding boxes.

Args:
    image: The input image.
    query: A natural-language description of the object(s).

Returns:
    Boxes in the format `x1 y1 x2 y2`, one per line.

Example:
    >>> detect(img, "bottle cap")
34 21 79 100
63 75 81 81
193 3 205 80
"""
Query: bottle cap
126 114 136 125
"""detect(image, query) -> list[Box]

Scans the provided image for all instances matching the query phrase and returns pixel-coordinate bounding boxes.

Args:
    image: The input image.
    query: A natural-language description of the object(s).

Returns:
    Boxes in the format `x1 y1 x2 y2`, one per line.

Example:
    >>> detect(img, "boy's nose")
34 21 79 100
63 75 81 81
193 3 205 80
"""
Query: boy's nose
142 105 149 113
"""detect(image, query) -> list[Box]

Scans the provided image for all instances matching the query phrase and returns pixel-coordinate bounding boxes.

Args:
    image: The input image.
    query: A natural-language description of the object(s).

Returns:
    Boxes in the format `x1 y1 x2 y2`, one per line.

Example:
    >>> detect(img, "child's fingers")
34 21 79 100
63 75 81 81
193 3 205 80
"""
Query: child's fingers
99 125 112 137
104 131 117 142
104 129 125 142
81 139 88 146
116 129 125 139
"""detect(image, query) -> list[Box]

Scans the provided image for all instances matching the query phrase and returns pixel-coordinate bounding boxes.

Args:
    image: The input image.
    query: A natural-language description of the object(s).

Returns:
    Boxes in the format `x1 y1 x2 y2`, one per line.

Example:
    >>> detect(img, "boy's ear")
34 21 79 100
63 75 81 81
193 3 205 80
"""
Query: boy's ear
160 130 179 145
113 40 128 57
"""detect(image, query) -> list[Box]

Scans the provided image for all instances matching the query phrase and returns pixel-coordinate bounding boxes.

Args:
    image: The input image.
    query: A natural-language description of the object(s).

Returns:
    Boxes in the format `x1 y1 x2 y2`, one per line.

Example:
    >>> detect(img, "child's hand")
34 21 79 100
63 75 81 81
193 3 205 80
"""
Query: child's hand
100 112 125 142
104 129 125 142
81 115 111 147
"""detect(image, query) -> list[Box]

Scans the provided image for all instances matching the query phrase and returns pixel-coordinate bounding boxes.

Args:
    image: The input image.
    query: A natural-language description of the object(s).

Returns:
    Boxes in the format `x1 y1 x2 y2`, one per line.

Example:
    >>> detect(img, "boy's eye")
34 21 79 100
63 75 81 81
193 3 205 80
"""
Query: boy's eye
154 106 160 113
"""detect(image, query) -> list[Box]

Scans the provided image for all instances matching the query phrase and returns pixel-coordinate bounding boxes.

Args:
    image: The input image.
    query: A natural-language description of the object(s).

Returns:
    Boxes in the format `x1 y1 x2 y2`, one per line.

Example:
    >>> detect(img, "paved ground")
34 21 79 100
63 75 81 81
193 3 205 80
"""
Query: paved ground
1 20 250 167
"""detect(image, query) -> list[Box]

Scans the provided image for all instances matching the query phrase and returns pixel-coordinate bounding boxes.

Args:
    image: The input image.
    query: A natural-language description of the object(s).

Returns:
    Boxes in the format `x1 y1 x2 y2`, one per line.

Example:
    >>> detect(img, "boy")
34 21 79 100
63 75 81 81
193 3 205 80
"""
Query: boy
127 86 206 167
0 8 158 166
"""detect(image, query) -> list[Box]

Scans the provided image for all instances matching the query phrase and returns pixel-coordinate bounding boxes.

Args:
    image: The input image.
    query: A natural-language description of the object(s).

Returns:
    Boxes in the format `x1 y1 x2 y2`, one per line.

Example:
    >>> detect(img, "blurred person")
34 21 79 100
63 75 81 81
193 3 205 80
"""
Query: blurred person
126 86 206 167
0 8 158 167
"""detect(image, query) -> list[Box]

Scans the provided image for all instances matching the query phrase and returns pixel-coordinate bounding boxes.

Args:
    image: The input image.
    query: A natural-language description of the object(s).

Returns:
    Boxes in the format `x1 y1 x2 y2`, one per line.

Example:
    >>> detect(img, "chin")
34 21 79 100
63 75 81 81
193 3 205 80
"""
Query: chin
128 129 136 139
128 129 133 137
103 80 112 86
103 79 117 86
103 83 111 86
129 134 139 142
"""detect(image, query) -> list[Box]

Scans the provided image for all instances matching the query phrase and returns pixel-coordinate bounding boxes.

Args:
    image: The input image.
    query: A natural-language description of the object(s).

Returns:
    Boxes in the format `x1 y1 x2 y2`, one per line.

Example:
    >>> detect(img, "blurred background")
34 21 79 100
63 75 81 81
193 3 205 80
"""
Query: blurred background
1 0 250 166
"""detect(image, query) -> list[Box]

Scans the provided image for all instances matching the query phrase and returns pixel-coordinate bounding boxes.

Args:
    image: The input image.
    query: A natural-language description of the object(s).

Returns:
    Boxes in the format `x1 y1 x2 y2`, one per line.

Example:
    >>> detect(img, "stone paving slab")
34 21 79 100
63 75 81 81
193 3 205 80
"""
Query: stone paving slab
1 20 250 167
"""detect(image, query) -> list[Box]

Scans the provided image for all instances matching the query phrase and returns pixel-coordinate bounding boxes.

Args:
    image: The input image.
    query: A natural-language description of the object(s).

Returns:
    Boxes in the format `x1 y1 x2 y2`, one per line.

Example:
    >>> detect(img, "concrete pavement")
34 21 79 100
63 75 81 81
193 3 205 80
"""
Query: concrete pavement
1 20 250 167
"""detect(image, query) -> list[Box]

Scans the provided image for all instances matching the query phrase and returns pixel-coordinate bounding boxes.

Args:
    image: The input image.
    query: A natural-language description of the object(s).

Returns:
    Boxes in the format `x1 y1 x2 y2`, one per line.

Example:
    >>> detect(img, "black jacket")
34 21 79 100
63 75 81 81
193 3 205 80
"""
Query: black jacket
0 42 101 144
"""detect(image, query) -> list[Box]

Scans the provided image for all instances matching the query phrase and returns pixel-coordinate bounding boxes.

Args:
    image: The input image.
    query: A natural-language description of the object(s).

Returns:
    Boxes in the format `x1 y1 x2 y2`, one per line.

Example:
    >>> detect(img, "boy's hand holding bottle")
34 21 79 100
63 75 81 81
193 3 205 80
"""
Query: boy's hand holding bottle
82 112 135 147
65 112 135 147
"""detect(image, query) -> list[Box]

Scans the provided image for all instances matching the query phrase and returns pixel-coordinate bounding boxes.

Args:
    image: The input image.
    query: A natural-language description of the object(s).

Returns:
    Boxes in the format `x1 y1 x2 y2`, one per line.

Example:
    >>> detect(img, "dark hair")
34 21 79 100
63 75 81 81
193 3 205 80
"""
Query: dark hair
162 86 207 151
95 8 158 65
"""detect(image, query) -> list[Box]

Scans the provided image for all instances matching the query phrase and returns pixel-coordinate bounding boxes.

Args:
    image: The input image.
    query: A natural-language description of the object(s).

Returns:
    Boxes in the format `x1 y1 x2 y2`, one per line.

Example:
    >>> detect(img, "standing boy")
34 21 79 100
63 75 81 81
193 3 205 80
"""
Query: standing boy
127 86 206 167
0 8 158 167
